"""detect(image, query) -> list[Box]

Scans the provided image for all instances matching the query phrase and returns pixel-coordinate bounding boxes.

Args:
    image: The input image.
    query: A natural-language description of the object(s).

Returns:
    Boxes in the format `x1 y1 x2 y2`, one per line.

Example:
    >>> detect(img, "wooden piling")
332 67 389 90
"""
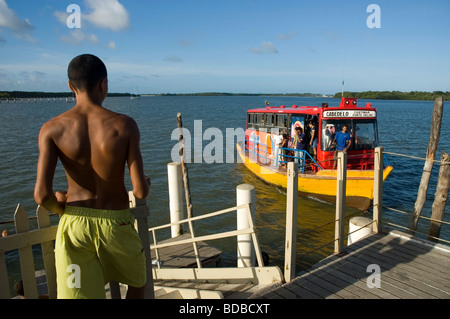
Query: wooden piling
176 113 201 268
334 151 347 255
428 152 450 241
177 113 193 219
284 162 298 282
409 97 444 233
373 147 384 234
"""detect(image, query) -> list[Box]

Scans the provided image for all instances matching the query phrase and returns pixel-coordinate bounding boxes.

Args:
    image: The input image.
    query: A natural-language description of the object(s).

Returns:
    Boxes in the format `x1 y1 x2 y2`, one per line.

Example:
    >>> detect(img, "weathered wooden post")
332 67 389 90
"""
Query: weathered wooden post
177 113 193 219
129 192 155 299
373 147 384 233
167 162 184 238
335 151 347 254
409 97 444 233
284 162 298 282
237 184 255 268
428 152 450 241
15 205 38 299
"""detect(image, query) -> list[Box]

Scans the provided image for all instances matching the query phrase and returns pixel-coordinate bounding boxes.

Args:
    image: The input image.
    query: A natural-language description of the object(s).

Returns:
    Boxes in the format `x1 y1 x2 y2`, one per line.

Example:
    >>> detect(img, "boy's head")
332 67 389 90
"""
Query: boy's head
68 54 107 93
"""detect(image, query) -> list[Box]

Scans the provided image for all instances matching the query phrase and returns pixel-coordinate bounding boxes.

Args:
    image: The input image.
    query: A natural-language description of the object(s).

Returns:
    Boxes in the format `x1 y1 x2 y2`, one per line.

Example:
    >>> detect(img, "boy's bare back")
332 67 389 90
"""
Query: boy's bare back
35 55 149 214
42 104 139 210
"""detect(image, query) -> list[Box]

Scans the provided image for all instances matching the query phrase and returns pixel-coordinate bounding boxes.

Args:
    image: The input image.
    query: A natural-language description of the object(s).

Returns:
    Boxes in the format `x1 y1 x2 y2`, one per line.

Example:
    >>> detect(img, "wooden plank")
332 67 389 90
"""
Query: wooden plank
36 206 57 299
0 226 58 253
151 234 222 268
0 252 10 299
302 272 363 299
290 276 344 299
14 204 38 299
350 245 450 296
356 238 450 278
349 237 450 286
130 195 155 299
346 251 450 299
280 282 323 299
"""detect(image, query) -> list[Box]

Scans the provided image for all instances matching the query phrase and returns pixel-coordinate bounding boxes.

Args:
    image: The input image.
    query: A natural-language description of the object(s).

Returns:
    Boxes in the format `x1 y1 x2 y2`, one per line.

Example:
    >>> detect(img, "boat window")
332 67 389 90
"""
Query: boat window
321 119 378 151
276 114 288 128
247 113 255 129
266 113 275 128
255 113 264 128
353 120 379 150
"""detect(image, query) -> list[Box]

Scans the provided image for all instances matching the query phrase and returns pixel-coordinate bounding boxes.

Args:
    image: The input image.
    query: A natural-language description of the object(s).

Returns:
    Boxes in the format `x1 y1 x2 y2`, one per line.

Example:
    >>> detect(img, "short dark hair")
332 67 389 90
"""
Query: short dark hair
68 54 107 92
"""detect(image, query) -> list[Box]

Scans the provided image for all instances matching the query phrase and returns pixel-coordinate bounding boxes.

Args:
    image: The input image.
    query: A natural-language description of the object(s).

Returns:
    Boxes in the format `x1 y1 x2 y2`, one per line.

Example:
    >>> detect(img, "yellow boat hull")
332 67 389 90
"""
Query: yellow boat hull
237 142 393 211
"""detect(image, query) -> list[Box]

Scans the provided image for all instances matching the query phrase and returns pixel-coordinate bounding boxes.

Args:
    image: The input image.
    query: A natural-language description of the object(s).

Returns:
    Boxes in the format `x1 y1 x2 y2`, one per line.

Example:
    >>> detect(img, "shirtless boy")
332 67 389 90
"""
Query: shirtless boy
34 54 150 299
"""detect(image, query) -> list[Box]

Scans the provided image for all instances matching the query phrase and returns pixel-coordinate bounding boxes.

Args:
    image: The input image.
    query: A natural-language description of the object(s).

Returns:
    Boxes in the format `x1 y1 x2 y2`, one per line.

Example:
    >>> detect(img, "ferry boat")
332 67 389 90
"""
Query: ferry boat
236 97 393 211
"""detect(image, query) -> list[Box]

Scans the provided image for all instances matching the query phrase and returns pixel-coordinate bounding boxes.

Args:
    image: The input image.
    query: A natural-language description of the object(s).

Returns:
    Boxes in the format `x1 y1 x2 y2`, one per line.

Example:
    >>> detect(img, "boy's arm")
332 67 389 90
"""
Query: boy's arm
127 119 150 200
34 124 66 214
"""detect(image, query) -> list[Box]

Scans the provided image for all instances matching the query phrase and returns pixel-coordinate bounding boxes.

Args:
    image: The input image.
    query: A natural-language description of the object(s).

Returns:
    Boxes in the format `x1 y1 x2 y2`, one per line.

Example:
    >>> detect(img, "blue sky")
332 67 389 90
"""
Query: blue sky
0 0 449 94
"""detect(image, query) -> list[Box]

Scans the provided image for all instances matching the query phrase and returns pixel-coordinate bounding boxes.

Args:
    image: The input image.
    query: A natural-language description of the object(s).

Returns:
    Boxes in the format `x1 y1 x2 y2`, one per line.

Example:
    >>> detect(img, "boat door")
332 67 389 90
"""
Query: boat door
291 115 305 139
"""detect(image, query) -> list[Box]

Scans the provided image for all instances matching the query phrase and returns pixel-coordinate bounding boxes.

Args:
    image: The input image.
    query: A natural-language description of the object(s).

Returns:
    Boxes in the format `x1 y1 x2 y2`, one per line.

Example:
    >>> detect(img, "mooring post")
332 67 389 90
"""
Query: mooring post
167 162 184 238
409 97 444 233
373 147 384 234
335 151 347 255
236 184 255 268
428 152 450 241
284 162 298 282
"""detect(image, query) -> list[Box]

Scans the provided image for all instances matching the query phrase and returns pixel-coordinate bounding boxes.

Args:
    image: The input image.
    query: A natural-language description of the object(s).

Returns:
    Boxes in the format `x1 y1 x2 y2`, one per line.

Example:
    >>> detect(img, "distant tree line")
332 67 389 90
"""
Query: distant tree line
333 91 450 101
0 91 130 99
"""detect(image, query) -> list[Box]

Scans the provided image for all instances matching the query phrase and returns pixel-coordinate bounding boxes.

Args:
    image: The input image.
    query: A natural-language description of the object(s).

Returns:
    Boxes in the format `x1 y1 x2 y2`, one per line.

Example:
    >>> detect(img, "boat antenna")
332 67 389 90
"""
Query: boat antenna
341 80 345 98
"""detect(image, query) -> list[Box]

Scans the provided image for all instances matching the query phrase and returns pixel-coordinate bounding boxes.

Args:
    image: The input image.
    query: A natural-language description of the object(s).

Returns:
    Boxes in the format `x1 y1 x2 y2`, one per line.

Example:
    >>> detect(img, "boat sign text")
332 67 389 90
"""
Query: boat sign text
323 110 377 118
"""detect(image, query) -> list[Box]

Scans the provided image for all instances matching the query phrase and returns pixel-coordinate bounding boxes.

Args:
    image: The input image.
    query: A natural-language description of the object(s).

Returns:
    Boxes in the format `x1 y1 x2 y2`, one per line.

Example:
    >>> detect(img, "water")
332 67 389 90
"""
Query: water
0 96 449 284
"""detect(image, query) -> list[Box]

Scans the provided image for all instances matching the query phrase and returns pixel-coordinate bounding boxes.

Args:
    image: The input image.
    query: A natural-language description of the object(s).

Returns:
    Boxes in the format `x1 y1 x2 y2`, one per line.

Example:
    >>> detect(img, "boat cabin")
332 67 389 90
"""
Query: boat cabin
245 98 379 170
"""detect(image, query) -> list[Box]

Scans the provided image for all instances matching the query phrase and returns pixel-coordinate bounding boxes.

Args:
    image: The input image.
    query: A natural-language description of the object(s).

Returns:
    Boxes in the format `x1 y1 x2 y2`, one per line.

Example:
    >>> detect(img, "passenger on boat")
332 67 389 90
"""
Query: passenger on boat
273 130 283 168
323 124 336 151
308 121 318 161
280 133 289 167
332 124 352 169
293 127 306 168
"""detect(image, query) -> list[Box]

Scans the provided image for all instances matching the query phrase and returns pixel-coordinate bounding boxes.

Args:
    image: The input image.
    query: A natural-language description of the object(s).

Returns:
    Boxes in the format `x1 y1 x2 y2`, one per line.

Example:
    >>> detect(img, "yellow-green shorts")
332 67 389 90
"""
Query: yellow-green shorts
55 206 147 299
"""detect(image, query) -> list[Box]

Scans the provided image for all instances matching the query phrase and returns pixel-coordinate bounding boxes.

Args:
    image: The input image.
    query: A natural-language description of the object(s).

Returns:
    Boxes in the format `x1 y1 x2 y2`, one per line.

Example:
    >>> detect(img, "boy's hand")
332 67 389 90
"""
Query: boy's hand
55 191 68 213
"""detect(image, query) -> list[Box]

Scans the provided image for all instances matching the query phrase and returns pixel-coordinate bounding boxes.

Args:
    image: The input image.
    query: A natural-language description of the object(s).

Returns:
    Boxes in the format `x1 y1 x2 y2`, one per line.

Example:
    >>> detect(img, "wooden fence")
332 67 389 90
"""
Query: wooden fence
0 192 154 299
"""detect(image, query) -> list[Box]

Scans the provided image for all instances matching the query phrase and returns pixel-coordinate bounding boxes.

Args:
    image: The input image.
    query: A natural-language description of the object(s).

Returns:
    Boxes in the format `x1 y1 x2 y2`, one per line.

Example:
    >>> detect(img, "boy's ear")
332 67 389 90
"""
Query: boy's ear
68 81 77 94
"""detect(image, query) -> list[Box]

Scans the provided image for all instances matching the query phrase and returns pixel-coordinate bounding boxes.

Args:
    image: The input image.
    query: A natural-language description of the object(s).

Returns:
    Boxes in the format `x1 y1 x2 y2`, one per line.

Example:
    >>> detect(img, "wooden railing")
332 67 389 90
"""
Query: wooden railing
0 192 154 299
149 203 265 270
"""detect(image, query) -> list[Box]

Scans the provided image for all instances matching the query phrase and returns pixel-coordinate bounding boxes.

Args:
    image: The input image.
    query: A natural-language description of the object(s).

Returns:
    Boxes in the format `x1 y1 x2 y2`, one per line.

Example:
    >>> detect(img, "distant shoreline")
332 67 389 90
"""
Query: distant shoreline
1 90 448 101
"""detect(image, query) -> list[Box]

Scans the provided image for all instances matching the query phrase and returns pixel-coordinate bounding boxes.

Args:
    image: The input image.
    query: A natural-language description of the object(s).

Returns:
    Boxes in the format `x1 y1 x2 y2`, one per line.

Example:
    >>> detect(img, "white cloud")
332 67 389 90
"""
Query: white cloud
84 0 130 32
164 56 183 63
276 30 298 41
0 0 36 42
108 41 116 50
250 41 278 55
53 0 129 48
59 29 99 46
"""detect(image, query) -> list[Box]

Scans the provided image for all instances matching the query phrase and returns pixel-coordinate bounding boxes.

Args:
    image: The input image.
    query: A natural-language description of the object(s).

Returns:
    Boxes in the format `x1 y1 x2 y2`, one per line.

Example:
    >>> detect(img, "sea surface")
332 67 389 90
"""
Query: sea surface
0 96 449 287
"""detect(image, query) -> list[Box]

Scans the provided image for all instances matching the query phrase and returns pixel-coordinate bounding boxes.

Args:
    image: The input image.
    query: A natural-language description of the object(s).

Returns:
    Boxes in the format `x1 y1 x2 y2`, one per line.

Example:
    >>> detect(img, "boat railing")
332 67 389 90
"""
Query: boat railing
245 139 322 173
245 138 270 165
276 147 322 173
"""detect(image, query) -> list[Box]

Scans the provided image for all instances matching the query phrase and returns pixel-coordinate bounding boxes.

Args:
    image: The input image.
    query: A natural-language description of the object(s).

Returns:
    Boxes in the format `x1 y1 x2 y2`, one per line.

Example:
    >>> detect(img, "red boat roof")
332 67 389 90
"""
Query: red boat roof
248 98 377 116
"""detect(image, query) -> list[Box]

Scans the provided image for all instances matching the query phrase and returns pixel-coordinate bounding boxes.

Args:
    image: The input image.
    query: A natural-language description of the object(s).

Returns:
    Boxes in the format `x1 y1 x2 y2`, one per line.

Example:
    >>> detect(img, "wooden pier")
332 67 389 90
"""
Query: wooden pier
262 230 450 299
150 233 222 268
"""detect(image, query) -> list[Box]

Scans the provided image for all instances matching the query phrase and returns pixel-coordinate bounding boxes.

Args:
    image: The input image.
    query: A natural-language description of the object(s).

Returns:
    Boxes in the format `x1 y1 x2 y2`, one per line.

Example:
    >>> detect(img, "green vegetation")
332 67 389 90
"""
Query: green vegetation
2 90 448 101
0 91 130 99
157 92 326 97
333 91 450 101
